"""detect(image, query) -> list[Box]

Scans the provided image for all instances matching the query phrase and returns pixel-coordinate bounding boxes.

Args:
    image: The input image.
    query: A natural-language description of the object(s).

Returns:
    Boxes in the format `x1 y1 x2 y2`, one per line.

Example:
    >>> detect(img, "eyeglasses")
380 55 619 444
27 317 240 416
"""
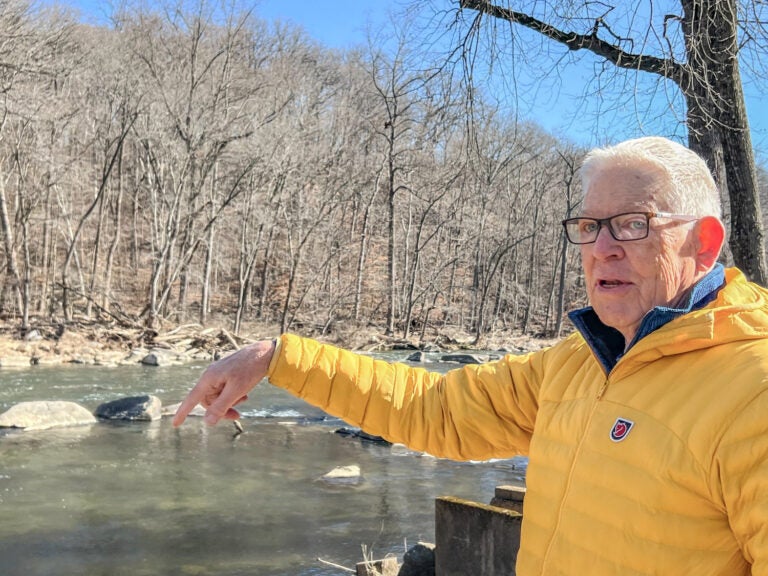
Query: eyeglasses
561 211 697 245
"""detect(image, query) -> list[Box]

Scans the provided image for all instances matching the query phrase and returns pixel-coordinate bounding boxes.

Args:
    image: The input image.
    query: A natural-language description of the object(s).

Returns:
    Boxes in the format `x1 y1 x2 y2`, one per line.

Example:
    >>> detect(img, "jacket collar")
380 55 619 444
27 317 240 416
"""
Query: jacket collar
568 264 725 374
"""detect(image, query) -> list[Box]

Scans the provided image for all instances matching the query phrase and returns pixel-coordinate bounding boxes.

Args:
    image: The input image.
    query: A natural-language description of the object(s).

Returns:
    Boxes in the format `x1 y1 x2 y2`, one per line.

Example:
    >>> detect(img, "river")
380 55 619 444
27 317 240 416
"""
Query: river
0 354 527 576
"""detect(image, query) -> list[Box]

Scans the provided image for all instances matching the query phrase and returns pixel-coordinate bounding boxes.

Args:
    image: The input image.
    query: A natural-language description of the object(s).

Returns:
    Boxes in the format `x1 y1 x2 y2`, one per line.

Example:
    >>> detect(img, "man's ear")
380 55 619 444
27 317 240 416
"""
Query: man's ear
695 216 726 270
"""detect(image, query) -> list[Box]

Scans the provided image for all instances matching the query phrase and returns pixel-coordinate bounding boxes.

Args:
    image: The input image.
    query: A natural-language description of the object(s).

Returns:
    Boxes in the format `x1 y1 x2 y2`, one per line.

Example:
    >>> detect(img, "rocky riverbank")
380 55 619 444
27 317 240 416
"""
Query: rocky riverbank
0 319 560 369
0 321 269 368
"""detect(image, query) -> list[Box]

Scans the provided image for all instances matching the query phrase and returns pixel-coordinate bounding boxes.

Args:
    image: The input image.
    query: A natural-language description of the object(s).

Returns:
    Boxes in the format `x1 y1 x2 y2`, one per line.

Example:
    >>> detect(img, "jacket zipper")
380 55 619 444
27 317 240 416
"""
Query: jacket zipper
539 374 611 574
596 377 610 399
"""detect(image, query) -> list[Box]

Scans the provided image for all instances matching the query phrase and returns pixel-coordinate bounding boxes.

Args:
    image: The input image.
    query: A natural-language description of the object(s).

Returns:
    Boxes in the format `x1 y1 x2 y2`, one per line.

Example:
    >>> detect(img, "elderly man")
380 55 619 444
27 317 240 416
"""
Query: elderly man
174 136 768 575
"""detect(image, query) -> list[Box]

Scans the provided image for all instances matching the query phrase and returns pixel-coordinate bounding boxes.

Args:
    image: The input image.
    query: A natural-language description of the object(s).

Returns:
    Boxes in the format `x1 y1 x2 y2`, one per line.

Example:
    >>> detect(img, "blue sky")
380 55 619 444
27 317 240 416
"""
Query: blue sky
52 0 768 160
257 0 389 49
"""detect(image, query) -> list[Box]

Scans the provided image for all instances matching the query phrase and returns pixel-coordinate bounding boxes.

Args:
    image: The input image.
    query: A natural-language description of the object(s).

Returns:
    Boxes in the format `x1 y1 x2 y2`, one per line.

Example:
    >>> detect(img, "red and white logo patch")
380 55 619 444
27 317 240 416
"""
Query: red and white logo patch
610 417 634 442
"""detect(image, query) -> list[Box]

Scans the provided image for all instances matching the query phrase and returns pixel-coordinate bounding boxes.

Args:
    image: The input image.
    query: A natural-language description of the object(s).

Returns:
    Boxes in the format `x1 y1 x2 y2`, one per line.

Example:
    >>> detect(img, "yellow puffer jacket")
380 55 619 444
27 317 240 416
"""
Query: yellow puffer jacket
268 267 768 575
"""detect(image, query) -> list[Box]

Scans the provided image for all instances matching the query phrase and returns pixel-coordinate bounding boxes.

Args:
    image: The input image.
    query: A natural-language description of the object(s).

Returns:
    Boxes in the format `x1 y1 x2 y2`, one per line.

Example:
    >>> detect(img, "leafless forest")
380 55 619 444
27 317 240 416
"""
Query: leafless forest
0 0 603 345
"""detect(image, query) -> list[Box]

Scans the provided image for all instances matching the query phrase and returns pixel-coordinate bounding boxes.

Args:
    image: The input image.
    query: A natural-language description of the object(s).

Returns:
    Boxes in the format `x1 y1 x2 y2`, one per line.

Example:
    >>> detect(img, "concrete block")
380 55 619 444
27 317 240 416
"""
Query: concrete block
435 496 522 576
489 485 526 514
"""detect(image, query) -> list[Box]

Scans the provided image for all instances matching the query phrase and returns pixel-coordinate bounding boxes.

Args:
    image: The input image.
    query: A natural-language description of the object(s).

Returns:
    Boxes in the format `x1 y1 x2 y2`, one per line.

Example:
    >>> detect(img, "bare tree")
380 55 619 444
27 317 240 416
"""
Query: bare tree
121 2 273 327
552 148 581 338
61 104 137 321
0 0 75 321
366 26 437 336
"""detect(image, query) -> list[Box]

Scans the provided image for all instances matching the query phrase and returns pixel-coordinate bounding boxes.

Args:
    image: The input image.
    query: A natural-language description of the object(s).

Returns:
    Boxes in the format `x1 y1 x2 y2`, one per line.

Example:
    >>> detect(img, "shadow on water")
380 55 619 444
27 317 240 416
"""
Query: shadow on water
0 360 526 576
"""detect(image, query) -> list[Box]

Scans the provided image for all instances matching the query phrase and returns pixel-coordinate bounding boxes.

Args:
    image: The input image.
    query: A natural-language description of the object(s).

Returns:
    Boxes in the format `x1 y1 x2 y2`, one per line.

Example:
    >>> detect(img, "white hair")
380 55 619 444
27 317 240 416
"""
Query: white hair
580 136 722 218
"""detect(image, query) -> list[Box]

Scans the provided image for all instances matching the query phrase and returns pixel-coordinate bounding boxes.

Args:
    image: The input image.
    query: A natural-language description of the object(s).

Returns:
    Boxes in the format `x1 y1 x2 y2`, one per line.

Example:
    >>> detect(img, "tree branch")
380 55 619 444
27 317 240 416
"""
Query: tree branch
458 0 686 85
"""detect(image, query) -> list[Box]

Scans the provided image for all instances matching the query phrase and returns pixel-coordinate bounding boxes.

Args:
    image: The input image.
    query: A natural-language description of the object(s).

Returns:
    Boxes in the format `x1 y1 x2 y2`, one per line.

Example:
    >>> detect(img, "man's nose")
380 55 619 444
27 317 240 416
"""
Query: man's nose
591 223 623 257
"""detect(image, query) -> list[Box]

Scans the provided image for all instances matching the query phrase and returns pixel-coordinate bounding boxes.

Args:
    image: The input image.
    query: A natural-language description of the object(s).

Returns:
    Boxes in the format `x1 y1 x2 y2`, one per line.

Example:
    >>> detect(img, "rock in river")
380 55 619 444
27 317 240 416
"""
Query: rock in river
319 464 363 486
95 395 162 421
440 353 492 365
0 401 97 431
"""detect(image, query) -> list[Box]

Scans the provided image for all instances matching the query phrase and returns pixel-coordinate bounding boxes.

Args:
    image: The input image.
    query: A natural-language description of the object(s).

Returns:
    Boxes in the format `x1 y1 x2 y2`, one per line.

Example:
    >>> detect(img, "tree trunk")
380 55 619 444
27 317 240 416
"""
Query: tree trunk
234 243 258 336
386 162 397 336
103 147 125 312
281 252 301 334
554 231 569 338
0 179 23 315
38 184 53 315
354 174 380 321
234 191 260 336
257 226 275 321
20 219 30 331
681 0 767 285
86 181 109 318
200 222 215 325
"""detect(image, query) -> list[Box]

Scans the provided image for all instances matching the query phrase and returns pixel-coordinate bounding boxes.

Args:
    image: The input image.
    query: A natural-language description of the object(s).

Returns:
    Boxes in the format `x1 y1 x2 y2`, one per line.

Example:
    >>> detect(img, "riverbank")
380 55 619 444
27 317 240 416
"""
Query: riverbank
0 317 560 368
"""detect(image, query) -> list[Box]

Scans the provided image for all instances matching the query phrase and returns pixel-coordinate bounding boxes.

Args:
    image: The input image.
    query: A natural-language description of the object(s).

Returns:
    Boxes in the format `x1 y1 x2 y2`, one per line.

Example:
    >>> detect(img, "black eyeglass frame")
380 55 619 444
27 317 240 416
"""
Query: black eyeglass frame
561 211 697 245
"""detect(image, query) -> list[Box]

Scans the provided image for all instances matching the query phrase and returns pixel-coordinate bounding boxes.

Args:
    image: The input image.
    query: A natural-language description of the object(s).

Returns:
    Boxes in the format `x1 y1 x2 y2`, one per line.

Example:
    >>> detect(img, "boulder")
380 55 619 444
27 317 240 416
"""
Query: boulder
319 464 363 486
406 351 428 363
391 342 419 351
140 348 187 367
0 401 97 431
335 426 392 446
398 542 436 576
439 353 490 365
24 329 43 341
95 395 162 421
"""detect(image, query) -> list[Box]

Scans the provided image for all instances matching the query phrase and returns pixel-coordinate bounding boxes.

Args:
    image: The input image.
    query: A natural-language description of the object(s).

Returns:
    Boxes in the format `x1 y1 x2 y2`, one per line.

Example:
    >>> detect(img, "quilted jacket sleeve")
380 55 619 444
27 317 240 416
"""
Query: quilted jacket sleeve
714 388 768 575
267 333 543 461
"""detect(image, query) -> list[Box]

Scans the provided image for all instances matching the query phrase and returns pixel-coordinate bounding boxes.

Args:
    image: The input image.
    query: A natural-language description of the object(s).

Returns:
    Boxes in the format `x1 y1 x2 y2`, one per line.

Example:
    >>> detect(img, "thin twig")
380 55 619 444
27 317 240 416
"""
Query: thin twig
317 557 356 573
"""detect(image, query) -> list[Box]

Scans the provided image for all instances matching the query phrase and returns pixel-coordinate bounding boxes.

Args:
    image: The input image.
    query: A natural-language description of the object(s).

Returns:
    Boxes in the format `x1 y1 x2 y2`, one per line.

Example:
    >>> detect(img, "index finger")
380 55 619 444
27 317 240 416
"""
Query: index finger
172 376 213 427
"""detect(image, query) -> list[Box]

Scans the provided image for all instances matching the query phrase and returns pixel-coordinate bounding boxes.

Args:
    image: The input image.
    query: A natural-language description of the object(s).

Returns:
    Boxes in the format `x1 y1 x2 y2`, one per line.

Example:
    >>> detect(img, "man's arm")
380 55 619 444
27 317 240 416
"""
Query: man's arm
175 333 544 460
267 333 542 460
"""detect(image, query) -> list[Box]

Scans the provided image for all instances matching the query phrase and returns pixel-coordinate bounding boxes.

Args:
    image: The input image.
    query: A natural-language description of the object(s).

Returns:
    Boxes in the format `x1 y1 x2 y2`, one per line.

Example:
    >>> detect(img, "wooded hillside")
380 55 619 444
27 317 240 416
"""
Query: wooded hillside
0 0 618 345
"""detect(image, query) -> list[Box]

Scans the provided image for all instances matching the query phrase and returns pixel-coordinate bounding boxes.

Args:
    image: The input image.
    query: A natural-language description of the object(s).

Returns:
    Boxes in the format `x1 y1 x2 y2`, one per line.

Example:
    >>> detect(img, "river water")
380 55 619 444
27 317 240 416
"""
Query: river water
0 354 527 576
